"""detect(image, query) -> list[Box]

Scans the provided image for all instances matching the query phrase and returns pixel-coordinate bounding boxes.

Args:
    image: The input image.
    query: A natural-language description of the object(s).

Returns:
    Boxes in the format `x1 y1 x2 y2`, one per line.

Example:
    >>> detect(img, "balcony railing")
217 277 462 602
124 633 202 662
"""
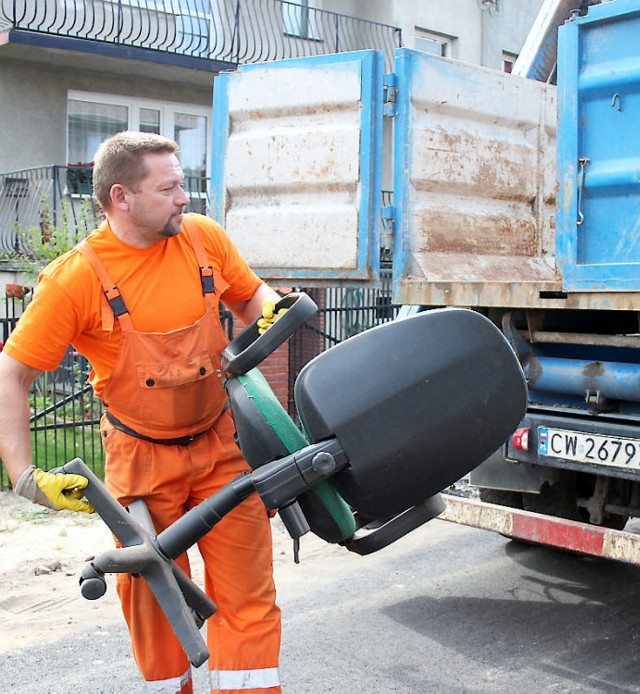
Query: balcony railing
0 0 402 69
0 165 212 259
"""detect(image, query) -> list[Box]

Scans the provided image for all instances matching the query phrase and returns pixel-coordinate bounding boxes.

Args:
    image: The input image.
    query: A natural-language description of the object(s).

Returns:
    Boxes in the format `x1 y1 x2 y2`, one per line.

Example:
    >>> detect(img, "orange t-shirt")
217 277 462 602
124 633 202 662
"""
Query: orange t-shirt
5 213 262 398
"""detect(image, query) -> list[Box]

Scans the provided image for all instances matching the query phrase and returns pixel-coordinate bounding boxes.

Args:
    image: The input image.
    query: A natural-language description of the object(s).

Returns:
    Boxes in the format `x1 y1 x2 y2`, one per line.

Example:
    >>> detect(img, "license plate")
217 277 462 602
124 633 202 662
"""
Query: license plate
538 427 640 470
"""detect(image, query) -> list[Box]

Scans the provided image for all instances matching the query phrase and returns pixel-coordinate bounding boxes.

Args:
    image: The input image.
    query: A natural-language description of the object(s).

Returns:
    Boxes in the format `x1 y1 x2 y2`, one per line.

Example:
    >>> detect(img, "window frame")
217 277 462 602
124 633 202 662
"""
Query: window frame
502 50 518 74
283 0 323 41
414 28 456 59
67 90 210 178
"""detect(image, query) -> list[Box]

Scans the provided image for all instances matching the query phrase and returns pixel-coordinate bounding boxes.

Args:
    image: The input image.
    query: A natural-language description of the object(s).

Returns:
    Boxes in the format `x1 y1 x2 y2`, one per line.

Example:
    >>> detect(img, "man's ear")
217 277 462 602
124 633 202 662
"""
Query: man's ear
110 184 129 211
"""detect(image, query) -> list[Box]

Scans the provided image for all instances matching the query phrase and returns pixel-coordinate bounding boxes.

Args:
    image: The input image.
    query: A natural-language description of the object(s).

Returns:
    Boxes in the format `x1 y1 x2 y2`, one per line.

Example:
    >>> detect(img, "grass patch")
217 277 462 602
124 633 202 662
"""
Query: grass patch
0 426 104 491
31 426 104 479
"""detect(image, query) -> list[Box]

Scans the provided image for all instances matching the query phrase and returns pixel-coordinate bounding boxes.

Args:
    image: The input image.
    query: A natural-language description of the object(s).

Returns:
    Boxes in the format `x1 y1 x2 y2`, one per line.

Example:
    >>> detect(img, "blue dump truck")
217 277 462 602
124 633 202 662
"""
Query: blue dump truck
210 0 640 561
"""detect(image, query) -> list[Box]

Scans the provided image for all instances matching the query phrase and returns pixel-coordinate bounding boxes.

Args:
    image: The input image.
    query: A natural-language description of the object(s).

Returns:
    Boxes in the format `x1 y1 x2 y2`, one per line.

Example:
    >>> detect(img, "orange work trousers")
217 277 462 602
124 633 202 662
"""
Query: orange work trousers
101 409 282 694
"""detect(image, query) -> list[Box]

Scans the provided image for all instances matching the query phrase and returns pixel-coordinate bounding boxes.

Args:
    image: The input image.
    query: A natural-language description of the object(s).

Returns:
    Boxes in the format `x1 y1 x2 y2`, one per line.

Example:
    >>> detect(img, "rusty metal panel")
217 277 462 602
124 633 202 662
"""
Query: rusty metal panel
442 494 640 564
396 281 640 310
393 49 558 307
440 495 514 537
211 50 384 283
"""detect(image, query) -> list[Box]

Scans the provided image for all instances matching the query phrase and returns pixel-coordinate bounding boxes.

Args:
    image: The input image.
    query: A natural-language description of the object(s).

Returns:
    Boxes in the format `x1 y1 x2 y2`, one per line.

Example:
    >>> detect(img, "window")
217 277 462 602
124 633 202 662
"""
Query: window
140 108 161 134
67 100 128 164
283 0 322 41
502 51 518 74
414 28 455 58
174 112 207 179
67 92 209 178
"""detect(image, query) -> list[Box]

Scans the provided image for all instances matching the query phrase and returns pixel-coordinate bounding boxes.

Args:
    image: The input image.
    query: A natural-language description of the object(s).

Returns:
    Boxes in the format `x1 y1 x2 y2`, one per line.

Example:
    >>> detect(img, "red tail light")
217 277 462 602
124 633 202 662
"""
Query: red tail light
511 427 530 452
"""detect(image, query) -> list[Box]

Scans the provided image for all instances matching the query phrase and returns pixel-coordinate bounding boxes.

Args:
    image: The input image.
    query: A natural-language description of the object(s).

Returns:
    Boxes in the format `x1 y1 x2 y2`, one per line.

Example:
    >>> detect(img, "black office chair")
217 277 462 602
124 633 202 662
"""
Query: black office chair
63 294 527 666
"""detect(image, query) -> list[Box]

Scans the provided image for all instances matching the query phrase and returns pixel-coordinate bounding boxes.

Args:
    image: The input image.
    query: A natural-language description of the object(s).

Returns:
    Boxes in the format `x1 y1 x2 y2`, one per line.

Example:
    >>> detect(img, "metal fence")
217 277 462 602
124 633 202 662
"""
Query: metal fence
288 271 400 417
0 166 211 257
0 0 401 69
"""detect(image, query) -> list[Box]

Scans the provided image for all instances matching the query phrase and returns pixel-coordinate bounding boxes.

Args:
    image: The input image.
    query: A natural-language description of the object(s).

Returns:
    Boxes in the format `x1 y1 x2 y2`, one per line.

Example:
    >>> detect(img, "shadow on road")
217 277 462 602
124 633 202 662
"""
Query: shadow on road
384 540 640 691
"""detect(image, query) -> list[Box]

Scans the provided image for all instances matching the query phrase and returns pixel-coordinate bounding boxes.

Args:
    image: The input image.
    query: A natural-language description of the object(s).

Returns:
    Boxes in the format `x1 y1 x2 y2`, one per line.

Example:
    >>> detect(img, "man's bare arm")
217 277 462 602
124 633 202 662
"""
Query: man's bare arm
0 351 41 486
0 351 94 512
225 283 281 328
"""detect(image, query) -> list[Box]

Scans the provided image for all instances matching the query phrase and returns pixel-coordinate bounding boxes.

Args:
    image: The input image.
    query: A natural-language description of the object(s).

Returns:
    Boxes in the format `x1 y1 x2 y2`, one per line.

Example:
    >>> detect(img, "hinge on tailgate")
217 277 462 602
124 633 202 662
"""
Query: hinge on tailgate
383 72 398 117
380 205 395 250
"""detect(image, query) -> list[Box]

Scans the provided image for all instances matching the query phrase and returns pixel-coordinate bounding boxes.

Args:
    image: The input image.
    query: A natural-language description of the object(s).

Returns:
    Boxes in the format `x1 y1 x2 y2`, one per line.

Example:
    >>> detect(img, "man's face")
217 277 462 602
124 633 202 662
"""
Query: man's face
126 152 191 244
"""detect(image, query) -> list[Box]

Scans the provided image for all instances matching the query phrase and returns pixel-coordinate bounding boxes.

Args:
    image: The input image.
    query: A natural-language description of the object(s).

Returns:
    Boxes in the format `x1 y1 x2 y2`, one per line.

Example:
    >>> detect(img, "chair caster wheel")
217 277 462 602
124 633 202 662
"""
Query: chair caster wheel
79 564 107 600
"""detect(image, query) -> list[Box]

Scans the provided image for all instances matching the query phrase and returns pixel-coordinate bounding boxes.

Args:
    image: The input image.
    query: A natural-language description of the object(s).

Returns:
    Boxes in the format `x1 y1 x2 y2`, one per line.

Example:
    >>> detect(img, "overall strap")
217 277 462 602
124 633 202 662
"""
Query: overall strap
181 217 217 310
77 239 134 332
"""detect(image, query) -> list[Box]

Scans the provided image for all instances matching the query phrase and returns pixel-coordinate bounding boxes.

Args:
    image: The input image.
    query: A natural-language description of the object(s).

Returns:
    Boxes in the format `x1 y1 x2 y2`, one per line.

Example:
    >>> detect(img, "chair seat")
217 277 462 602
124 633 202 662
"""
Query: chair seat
234 369 356 543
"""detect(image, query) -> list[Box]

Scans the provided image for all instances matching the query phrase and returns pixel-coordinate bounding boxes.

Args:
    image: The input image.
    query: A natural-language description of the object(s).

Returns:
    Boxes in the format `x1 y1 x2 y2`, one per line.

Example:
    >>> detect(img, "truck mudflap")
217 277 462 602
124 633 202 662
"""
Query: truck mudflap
441 493 640 564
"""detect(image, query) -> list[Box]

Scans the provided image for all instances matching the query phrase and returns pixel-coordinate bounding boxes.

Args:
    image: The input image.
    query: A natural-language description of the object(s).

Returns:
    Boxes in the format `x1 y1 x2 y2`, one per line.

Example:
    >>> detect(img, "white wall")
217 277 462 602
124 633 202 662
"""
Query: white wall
0 59 212 172
480 0 546 70
323 0 544 68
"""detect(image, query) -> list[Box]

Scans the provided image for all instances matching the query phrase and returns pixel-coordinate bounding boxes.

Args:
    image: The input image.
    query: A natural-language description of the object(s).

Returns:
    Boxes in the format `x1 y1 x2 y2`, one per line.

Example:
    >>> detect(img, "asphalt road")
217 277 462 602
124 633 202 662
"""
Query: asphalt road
4 516 640 693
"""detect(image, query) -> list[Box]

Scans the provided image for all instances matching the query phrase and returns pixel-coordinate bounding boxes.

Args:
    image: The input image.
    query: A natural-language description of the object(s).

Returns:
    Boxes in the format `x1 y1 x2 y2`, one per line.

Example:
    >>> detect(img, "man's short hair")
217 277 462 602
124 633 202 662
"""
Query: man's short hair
92 131 179 210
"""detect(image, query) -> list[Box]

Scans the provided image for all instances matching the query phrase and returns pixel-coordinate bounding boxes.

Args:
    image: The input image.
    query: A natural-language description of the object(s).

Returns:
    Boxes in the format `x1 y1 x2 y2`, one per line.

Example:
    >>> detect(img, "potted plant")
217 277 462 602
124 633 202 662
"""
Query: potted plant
9 196 104 288
66 161 94 195
4 283 30 299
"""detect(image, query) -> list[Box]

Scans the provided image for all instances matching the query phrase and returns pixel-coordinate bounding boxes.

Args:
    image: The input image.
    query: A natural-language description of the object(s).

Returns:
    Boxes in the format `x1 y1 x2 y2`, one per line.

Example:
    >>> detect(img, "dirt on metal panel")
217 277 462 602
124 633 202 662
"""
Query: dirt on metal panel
401 54 558 305
395 280 640 311
222 62 365 272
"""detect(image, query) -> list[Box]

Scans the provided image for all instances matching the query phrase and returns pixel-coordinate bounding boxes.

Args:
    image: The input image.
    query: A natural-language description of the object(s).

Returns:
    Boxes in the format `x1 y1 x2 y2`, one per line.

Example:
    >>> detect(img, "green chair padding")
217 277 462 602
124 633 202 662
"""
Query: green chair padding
238 369 356 543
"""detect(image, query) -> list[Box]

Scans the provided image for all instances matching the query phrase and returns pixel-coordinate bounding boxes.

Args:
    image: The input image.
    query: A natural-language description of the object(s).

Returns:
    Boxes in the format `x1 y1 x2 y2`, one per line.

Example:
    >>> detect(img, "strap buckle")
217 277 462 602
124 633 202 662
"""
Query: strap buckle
200 266 215 295
104 286 128 317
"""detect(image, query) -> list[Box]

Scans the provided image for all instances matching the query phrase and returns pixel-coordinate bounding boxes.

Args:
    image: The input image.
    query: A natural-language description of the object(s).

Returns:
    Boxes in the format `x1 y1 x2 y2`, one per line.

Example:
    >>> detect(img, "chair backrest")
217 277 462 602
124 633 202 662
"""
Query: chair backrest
294 308 527 519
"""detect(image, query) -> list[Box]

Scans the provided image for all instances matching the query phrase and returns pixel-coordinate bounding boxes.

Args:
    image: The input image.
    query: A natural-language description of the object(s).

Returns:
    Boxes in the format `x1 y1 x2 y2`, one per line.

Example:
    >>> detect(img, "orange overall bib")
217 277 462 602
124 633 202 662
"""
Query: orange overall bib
78 222 281 694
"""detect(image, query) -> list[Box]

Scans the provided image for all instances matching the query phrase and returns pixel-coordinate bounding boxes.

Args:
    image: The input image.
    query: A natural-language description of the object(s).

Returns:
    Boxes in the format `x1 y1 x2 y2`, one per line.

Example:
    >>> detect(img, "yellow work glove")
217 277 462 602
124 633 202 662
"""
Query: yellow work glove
257 299 288 335
14 465 94 513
